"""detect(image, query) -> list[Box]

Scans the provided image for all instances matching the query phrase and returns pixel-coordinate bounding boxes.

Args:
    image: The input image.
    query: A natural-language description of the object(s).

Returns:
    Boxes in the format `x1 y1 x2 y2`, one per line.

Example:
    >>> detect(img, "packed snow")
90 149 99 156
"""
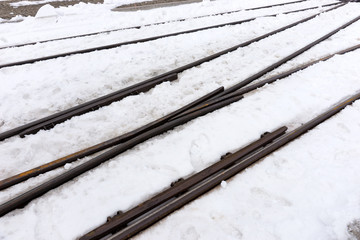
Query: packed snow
0 0 360 239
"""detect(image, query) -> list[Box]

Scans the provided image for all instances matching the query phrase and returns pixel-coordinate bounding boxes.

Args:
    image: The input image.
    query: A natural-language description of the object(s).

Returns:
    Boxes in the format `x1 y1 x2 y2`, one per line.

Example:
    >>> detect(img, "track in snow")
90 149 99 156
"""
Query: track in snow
1 1 360 239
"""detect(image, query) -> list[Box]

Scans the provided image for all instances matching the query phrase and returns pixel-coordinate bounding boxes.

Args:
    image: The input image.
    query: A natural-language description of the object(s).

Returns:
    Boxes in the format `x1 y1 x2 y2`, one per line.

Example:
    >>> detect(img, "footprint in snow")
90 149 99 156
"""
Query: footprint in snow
189 133 210 171
181 226 200 240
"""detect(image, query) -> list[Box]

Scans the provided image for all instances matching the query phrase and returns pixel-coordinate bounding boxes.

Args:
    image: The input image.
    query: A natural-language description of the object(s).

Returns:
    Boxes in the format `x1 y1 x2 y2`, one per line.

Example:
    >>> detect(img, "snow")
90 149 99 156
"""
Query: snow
0 0 360 239
35 4 60 18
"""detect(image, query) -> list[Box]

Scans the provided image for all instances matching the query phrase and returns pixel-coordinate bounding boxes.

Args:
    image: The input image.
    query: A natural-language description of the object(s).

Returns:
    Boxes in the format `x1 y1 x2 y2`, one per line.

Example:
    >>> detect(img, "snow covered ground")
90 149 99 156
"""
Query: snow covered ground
10 0 79 7
0 0 360 239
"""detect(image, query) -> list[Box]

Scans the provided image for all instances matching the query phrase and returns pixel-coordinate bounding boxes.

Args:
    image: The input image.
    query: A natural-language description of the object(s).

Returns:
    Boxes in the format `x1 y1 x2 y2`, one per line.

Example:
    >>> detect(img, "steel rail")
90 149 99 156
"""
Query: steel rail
0 2 339 69
0 93 244 217
0 4 343 142
79 126 288 240
104 91 360 240
0 87 225 190
211 13 360 100
0 0 311 50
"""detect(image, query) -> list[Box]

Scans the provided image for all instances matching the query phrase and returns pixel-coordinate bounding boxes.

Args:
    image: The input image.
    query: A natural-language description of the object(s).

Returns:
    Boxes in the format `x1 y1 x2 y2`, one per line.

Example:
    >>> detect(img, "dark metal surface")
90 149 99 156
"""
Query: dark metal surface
0 94 243 217
80 126 288 240
0 0 311 50
105 91 360 240
0 4 343 142
0 87 224 190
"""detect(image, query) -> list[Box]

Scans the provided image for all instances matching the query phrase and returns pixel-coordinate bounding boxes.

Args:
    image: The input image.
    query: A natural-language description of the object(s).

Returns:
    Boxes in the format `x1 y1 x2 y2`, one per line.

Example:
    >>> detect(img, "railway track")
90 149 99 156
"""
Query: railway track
0 3 345 141
1 1 360 239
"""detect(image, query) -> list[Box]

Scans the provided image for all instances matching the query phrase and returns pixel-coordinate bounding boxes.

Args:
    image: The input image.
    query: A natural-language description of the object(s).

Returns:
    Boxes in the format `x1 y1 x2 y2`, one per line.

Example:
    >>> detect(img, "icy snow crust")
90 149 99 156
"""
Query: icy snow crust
0 0 360 239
